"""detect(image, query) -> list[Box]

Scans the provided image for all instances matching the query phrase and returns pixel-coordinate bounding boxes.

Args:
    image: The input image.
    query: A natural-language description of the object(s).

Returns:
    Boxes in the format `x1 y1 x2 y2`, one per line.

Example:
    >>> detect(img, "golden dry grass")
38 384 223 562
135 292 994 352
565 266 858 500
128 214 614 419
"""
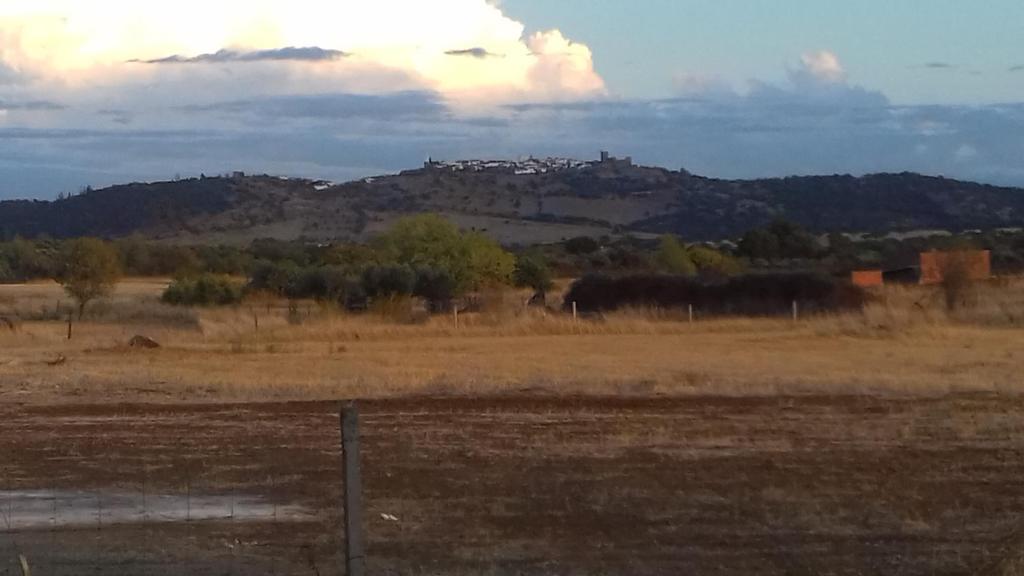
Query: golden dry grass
1 277 1023 404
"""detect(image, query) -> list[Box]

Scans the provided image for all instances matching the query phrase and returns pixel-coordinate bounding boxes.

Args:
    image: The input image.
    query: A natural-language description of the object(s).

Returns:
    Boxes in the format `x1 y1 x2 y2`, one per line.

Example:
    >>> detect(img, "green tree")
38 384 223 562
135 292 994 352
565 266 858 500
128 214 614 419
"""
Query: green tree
9 237 56 279
514 253 554 295
463 232 515 289
56 238 122 318
768 219 820 259
0 257 14 283
362 264 417 298
375 215 514 294
115 234 154 276
655 235 697 276
738 227 781 260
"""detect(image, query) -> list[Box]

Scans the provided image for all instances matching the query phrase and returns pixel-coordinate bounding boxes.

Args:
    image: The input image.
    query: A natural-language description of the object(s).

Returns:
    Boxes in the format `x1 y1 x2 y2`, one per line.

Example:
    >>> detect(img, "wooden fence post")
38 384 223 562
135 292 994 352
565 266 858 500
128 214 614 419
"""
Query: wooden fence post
341 403 366 576
67 311 73 340
792 300 799 322
688 304 694 324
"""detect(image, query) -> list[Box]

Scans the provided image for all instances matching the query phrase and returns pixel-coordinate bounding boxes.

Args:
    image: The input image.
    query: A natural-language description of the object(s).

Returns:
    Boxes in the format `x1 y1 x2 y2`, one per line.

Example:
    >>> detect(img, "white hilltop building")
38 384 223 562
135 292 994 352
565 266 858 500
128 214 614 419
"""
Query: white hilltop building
423 151 632 174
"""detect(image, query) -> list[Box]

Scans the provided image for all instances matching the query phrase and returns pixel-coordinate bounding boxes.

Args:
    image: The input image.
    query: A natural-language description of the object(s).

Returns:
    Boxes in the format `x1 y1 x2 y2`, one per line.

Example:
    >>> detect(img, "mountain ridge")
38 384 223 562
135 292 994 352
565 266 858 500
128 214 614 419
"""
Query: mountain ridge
2 158 1023 245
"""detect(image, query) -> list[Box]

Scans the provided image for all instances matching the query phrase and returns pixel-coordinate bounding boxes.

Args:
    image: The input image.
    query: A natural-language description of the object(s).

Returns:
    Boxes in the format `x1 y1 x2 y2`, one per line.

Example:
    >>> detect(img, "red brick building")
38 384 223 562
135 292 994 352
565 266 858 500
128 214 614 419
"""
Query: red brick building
919 250 991 285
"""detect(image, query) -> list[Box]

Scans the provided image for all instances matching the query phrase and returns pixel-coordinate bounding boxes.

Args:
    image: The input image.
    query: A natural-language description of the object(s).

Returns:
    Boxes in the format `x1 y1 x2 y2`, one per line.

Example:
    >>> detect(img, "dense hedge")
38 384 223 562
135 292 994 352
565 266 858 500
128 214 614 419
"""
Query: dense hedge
564 273 866 316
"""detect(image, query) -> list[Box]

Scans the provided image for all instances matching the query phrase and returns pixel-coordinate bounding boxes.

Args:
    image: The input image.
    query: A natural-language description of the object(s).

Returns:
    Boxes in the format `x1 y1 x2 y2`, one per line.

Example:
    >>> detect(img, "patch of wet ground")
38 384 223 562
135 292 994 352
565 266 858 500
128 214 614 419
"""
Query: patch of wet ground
3 395 1024 575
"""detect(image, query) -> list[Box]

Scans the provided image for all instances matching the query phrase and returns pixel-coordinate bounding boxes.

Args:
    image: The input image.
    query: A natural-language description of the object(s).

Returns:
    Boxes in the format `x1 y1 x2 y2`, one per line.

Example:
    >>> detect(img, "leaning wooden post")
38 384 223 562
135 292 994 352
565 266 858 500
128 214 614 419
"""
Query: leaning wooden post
67 311 73 340
341 403 366 576
572 302 578 322
18 555 31 576
688 304 694 324
792 300 799 322
453 306 459 330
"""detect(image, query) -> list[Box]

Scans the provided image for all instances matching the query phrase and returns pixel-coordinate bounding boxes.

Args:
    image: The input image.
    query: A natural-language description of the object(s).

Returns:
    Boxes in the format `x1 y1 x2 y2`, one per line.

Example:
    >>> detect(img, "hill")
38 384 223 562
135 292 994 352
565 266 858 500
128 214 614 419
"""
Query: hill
2 158 1023 244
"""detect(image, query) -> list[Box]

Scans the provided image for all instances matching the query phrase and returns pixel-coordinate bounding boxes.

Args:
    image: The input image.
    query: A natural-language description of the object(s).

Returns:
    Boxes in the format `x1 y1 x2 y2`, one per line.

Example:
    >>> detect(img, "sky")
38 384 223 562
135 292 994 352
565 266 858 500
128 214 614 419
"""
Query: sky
1 0 1022 199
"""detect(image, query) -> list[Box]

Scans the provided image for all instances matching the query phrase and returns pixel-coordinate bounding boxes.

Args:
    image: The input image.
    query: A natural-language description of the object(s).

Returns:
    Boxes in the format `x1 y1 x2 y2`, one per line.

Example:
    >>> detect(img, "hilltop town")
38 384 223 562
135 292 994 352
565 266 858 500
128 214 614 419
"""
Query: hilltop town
422 151 634 175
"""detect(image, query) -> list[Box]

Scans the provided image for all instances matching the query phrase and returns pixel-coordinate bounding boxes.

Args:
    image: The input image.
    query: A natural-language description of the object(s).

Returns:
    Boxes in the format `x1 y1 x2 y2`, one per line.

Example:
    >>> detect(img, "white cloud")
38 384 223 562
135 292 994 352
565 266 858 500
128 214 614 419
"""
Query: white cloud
0 0 604 104
800 50 846 83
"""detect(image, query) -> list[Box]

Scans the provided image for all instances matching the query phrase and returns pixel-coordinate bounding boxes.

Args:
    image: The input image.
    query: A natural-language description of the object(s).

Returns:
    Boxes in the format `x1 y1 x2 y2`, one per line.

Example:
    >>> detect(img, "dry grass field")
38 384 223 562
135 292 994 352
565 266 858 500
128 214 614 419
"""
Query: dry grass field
1 278 1023 404
3 278 1024 574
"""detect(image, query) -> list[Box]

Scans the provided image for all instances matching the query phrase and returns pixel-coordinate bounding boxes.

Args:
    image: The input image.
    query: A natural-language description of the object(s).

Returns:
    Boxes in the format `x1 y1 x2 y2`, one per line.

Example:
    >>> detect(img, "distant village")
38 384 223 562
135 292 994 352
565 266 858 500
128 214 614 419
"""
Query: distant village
423 151 634 175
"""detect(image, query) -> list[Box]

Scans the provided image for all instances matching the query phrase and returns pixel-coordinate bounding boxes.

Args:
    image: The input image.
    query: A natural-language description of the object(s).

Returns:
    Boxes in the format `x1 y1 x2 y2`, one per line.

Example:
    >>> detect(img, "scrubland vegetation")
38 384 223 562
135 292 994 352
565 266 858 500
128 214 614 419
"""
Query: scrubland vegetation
2 214 1023 405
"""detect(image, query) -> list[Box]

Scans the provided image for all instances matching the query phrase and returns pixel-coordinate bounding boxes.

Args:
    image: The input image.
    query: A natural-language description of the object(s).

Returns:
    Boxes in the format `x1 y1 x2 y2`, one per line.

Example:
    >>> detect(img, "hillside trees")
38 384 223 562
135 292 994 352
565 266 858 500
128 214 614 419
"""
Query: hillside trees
739 219 821 260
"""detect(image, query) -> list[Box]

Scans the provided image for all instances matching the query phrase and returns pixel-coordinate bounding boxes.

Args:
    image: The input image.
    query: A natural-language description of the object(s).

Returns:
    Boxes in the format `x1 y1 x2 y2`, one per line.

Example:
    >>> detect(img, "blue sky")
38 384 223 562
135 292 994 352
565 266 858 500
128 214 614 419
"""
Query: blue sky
0 0 1022 199
506 0 1024 104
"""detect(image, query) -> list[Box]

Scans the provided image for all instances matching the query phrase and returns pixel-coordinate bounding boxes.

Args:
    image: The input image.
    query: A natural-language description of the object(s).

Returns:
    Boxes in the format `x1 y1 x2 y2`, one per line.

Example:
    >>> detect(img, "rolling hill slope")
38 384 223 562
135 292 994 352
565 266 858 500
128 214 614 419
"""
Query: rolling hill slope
2 161 1023 244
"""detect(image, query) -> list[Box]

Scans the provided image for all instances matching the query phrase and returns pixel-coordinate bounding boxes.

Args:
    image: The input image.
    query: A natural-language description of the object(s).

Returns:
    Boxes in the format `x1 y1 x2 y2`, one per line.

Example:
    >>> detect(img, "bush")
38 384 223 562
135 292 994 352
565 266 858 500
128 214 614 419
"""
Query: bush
162 274 244 306
564 273 865 317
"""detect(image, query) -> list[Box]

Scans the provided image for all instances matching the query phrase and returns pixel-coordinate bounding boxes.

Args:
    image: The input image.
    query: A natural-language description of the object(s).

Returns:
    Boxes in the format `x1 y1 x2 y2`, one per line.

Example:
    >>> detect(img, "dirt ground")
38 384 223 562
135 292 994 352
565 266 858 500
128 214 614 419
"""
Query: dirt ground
4 395 1024 575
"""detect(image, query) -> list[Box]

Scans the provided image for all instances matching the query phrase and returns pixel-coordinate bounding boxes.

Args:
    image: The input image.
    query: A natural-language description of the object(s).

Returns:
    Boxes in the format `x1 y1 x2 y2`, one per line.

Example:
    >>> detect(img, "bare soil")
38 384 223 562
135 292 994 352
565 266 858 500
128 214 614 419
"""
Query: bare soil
3 395 1024 575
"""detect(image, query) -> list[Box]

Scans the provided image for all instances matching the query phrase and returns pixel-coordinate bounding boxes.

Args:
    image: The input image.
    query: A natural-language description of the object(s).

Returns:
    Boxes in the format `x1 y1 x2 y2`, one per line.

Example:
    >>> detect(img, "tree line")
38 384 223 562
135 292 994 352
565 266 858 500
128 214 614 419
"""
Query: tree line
4 214 1023 315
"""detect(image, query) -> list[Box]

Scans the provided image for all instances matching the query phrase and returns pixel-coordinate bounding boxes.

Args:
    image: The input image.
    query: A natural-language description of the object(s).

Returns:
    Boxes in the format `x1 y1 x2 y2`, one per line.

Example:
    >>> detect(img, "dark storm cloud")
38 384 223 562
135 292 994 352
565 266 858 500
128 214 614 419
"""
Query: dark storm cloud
180 91 446 121
134 47 347 64
5 71 1024 200
444 48 501 59
0 99 66 111
503 94 1024 185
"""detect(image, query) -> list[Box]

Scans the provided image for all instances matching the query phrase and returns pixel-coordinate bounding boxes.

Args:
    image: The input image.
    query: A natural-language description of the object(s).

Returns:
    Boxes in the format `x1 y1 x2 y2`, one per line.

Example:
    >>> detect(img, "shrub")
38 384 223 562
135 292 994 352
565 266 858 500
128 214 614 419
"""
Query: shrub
162 274 244 306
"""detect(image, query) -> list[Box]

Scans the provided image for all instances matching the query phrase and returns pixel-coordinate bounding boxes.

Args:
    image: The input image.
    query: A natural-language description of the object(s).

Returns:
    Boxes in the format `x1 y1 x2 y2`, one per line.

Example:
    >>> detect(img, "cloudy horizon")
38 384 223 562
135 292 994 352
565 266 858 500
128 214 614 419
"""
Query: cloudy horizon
2 0 1023 199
